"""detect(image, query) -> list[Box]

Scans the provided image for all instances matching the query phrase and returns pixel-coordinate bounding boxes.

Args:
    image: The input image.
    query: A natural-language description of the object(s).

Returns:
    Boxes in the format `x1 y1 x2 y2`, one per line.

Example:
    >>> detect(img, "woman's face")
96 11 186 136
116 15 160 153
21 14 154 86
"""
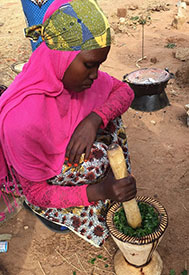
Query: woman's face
62 46 110 92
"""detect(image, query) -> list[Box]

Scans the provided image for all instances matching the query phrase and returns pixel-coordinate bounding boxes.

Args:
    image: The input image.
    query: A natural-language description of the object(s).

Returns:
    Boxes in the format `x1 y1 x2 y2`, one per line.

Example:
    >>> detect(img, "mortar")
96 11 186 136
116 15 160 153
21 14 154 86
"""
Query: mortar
106 196 168 275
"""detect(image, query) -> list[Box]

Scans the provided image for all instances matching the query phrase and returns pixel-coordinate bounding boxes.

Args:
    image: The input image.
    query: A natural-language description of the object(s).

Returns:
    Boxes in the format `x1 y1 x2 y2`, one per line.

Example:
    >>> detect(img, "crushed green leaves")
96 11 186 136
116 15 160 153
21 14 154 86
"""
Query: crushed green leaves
114 202 159 237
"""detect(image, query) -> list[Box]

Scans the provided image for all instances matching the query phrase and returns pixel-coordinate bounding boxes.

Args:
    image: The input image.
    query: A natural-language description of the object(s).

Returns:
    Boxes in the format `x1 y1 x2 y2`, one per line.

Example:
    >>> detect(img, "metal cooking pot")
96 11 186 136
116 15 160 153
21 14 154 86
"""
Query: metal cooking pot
123 68 174 98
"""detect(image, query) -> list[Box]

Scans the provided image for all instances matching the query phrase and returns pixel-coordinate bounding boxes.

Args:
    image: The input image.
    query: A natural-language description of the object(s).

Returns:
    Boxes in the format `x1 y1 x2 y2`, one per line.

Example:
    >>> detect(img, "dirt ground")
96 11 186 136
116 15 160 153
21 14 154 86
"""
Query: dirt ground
0 0 189 274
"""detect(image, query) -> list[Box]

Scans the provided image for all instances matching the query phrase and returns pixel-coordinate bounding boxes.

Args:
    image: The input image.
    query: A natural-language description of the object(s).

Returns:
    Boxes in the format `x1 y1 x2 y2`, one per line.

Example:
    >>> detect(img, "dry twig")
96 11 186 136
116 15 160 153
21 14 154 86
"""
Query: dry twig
103 244 114 257
38 261 46 275
75 253 88 274
181 202 188 211
55 249 82 273
136 56 147 68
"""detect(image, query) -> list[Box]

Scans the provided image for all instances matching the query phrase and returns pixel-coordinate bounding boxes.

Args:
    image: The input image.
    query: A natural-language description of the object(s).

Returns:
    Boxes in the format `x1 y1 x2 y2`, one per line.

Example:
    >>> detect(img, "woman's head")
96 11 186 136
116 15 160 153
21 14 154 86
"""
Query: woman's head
62 46 110 92
24 0 112 91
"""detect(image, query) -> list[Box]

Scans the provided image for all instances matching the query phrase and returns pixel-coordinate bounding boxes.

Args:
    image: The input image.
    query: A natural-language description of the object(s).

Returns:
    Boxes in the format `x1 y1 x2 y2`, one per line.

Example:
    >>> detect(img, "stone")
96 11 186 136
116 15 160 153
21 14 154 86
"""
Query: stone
170 90 178 96
110 27 115 42
172 2 187 29
128 5 138 10
151 120 156 125
119 17 126 25
117 8 127 18
175 47 189 61
150 57 158 64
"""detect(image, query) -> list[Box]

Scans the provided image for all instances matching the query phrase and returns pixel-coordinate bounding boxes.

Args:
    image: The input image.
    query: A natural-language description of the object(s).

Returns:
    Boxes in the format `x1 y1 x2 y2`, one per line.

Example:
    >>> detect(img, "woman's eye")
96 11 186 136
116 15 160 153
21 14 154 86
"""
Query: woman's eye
84 63 94 69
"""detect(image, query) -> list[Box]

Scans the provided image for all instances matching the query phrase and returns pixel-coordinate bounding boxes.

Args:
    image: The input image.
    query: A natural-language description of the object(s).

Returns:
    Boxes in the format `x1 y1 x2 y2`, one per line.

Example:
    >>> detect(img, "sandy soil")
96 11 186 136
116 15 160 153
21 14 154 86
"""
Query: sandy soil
0 0 188 274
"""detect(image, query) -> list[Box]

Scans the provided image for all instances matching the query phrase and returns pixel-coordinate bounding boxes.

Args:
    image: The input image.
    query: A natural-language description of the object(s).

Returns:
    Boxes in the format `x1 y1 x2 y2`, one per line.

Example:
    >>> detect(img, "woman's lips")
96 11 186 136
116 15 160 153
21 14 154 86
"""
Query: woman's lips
82 82 93 89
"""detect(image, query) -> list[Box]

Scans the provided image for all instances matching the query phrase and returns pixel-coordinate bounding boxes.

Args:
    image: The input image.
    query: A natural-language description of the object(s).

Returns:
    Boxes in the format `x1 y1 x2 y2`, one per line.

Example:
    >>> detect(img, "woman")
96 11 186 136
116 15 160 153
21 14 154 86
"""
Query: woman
0 0 136 247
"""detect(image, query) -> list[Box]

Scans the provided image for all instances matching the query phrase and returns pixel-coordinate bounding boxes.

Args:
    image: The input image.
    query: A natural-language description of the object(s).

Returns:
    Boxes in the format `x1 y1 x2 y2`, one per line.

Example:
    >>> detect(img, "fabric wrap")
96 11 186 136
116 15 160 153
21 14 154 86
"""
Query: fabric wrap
25 0 111 51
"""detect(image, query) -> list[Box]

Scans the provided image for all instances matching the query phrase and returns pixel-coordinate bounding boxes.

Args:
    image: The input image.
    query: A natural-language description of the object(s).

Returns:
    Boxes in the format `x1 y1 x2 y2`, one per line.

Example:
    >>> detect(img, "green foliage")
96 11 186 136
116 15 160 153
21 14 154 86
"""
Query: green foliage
129 15 151 25
130 16 139 21
114 202 159 237
169 269 188 275
73 272 76 275
88 255 110 269
165 43 176 49
88 258 96 264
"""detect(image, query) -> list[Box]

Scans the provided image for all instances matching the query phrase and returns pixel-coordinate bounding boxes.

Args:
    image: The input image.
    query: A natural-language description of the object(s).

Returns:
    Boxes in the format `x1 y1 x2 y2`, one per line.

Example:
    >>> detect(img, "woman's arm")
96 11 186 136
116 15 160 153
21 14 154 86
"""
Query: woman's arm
93 76 134 128
65 77 134 164
17 173 92 208
17 169 136 209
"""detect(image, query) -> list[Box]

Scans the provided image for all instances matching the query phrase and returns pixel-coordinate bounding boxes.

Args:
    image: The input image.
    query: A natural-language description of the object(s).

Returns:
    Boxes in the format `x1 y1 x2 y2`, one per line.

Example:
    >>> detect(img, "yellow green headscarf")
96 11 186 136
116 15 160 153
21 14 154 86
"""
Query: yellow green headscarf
25 0 111 51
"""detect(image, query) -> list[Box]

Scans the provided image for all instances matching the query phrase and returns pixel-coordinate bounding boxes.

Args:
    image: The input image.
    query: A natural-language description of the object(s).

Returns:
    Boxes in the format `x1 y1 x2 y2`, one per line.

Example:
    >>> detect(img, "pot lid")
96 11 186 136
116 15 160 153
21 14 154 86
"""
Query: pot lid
125 68 170 85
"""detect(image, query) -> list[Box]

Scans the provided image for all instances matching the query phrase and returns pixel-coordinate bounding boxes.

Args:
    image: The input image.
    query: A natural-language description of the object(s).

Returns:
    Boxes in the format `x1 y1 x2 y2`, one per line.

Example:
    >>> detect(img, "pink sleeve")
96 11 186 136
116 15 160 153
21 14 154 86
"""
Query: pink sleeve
17 173 92 208
93 76 134 128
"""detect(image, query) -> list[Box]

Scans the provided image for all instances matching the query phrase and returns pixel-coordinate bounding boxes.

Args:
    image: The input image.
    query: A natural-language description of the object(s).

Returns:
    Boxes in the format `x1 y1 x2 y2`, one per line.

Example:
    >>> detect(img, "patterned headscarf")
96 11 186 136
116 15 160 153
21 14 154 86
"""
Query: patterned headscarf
25 0 111 51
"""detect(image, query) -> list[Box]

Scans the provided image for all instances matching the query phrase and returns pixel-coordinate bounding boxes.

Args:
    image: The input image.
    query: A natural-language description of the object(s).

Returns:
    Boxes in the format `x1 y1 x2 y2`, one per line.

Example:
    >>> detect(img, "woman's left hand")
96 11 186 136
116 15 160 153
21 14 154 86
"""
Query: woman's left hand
65 112 102 164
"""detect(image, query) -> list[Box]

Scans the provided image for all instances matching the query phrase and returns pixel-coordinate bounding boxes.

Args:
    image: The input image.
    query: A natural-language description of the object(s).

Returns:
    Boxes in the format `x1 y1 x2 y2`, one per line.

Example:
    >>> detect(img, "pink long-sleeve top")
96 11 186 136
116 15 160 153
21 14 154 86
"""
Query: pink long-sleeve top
15 77 134 209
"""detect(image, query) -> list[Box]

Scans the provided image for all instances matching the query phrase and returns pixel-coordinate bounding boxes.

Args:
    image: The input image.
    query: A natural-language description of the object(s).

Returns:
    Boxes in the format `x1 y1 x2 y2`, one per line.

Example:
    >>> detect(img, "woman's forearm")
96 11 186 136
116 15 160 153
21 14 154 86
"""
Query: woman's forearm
17 173 92 208
93 76 134 128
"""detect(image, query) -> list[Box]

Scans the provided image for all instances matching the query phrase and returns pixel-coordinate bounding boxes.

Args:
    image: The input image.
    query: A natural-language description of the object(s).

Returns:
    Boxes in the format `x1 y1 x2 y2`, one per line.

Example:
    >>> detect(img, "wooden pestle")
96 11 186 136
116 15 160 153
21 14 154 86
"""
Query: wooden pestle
107 144 142 229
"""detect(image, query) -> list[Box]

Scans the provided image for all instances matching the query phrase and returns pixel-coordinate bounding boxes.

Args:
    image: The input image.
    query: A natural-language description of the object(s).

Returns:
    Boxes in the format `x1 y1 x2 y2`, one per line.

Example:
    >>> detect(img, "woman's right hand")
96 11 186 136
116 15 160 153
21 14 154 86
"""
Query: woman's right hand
86 169 137 203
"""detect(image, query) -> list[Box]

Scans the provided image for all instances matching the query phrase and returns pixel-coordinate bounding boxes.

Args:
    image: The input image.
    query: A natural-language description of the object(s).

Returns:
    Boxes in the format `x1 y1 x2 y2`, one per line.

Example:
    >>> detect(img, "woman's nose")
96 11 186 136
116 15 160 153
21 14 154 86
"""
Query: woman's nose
89 66 98 80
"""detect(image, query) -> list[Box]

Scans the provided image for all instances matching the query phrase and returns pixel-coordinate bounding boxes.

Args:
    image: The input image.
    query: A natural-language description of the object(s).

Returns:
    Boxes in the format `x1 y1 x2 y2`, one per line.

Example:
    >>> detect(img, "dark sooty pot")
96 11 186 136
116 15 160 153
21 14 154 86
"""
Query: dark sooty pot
123 68 174 98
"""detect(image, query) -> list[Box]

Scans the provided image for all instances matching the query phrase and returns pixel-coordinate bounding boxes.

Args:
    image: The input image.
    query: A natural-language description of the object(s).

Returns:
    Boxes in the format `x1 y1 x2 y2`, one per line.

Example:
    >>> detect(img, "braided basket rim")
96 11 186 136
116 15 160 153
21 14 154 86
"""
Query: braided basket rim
106 196 168 245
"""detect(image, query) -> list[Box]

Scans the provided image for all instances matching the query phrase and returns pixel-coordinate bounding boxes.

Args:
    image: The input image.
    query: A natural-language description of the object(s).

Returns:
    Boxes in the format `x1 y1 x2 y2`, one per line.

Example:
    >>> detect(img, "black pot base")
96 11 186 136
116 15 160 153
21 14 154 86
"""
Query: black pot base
131 91 170 112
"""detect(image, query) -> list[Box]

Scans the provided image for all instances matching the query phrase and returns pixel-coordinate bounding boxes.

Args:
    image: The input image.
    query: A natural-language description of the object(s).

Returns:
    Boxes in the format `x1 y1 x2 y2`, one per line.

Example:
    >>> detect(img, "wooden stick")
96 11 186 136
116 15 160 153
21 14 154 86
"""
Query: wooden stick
107 144 142 229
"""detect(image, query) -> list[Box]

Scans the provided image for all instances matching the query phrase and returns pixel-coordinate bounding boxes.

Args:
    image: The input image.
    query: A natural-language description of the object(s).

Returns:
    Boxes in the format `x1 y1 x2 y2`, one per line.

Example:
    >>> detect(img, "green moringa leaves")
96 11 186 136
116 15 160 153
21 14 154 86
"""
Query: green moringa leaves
114 202 159 237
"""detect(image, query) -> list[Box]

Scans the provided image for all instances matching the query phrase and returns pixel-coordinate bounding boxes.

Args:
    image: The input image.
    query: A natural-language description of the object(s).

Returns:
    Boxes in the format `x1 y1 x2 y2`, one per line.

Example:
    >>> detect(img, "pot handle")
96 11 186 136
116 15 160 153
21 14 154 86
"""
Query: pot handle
122 74 129 82
165 68 175 79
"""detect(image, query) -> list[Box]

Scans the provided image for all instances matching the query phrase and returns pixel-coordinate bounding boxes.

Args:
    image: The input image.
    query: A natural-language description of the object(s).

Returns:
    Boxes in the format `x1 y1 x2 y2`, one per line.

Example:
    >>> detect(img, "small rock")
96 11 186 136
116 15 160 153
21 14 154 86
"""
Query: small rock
128 4 138 10
0 23 4 27
117 8 127 18
150 57 158 64
184 104 189 111
110 27 115 42
24 225 29 230
119 17 126 25
170 89 178 96
150 120 156 125
118 25 127 33
175 47 189 61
